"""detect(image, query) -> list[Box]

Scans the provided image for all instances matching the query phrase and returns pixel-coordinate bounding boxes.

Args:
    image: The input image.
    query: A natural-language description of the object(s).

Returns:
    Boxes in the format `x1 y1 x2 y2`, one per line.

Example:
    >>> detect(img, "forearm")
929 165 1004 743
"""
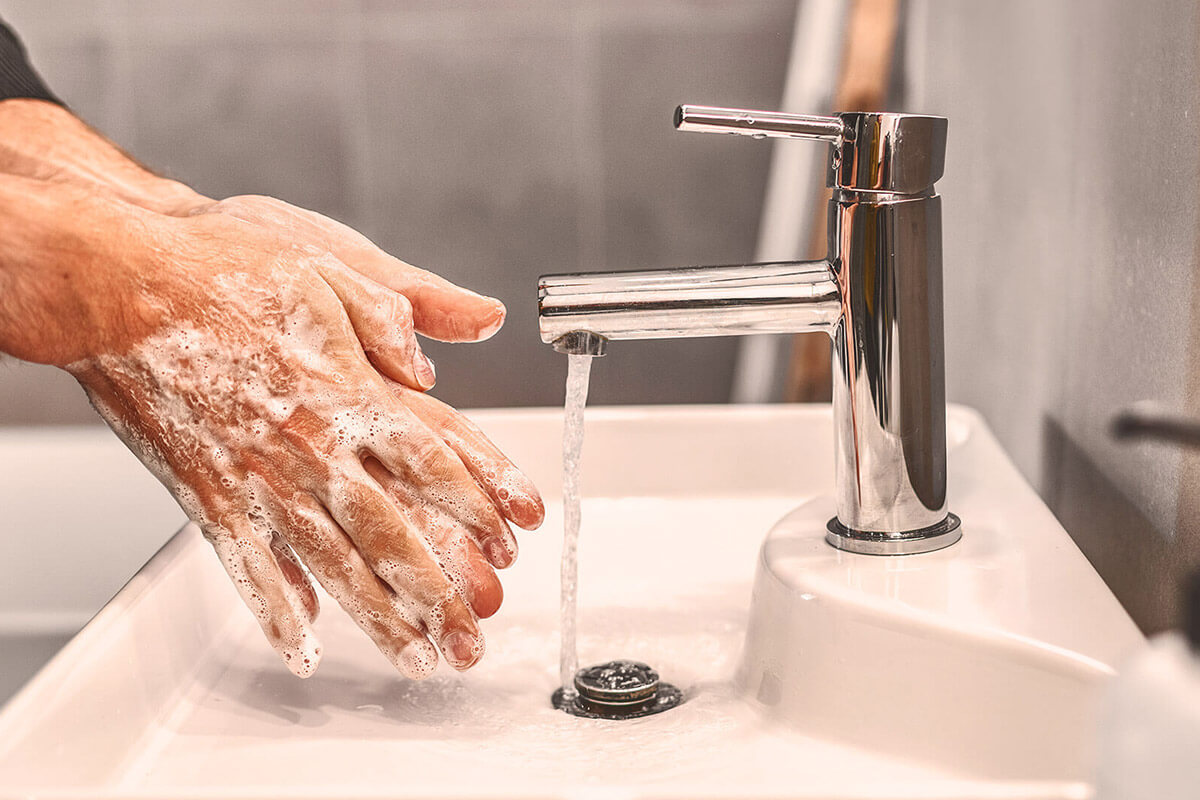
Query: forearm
0 172 160 366
0 99 208 215
0 93 207 364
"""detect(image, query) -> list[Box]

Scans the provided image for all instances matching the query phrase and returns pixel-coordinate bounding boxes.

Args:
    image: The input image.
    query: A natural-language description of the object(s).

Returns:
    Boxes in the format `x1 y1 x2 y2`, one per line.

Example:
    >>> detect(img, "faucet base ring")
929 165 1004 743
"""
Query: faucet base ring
825 513 962 556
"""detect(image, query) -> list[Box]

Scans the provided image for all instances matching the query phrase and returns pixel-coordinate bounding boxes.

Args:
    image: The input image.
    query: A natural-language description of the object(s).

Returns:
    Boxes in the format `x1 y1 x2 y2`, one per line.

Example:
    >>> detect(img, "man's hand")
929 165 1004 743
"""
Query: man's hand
0 100 544 678
193 195 507 390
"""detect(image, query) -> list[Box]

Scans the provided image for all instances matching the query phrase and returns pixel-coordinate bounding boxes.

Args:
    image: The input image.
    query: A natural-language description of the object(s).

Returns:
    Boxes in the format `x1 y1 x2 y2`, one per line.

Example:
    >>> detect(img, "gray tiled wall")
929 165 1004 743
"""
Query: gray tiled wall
0 0 795 421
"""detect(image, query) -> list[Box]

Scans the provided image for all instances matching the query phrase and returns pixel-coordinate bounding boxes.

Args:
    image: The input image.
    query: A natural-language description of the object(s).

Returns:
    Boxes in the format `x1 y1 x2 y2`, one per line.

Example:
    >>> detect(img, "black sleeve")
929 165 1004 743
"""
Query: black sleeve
0 18 61 106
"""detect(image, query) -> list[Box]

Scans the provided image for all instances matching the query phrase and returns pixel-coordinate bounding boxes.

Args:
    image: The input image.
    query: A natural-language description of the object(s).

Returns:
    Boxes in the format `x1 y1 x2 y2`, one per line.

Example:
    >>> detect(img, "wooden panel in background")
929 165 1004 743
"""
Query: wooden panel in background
785 0 900 402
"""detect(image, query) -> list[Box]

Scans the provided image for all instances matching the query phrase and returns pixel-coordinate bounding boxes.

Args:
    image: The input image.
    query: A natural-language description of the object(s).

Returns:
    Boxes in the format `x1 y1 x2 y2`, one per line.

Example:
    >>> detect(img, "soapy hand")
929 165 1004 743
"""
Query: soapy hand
191 195 509 390
0 171 544 679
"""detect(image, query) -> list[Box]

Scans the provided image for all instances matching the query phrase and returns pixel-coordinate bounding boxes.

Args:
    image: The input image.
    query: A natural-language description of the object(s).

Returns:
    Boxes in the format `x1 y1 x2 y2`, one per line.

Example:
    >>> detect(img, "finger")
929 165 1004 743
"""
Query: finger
321 462 486 670
391 383 545 530
214 453 438 679
80 399 326 679
269 534 319 622
362 455 504 618
355 260 506 344
202 521 323 678
363 412 520 570
201 195 506 343
311 256 436 390
282 494 441 679
302 217 507 343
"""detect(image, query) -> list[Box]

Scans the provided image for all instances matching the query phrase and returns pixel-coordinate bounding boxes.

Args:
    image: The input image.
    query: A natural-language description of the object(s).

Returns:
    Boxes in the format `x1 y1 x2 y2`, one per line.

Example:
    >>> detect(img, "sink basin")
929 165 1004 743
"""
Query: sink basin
0 405 1142 799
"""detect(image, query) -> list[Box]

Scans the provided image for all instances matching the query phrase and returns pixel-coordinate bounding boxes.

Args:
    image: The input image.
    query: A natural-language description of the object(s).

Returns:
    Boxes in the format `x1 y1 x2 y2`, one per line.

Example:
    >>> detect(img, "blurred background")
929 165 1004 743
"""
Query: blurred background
0 0 796 415
2 0 1200 698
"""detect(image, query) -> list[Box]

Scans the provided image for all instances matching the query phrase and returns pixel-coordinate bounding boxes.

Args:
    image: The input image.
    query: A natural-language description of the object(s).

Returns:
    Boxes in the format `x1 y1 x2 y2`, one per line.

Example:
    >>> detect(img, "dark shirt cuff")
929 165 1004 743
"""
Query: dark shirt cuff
0 19 61 106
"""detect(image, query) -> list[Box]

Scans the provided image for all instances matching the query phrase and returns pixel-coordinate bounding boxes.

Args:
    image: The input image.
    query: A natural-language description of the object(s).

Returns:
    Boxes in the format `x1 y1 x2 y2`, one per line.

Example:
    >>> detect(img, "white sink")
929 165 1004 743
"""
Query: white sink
0 405 1142 799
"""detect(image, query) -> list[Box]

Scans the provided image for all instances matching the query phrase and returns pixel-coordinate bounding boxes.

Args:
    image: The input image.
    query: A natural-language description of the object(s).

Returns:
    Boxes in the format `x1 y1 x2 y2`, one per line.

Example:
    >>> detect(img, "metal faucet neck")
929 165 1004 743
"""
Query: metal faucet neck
538 105 959 556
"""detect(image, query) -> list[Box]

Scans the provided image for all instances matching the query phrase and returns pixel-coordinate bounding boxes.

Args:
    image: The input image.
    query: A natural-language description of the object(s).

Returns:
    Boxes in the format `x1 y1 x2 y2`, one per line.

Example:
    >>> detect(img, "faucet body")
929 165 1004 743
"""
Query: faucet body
539 106 960 555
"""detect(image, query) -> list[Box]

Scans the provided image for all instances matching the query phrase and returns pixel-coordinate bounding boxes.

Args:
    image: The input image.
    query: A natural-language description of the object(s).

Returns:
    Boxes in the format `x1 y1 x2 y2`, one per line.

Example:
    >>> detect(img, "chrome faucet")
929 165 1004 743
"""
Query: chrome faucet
538 104 960 555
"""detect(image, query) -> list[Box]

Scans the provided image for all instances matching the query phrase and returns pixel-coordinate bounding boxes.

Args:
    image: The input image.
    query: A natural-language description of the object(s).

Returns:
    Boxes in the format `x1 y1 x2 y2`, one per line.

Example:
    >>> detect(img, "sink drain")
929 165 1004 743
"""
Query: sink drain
552 660 683 720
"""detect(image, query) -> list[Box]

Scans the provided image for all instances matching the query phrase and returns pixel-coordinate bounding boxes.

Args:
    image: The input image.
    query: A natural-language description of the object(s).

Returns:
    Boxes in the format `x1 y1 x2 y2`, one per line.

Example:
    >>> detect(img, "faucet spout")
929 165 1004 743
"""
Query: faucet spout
538 260 840 345
551 330 609 357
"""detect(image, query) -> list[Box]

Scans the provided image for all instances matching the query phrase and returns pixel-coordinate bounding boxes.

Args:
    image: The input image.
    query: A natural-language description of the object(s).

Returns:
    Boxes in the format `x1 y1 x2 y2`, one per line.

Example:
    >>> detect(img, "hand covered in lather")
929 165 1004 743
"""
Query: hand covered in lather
0 100 544 679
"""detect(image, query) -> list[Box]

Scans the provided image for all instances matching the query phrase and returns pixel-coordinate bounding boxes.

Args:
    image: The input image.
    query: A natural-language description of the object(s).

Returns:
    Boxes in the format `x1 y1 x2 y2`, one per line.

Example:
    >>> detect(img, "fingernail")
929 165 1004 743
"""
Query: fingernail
483 537 514 568
413 351 436 389
441 630 482 669
475 301 506 342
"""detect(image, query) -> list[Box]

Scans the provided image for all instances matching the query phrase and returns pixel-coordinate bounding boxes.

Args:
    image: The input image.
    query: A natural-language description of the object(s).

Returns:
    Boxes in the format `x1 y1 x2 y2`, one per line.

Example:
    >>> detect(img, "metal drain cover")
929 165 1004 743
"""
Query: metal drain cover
552 660 683 720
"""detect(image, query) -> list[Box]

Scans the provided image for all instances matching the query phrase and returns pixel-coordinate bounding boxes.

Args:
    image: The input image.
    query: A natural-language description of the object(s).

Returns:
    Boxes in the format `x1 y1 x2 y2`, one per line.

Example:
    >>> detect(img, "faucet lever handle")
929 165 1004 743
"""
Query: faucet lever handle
676 103 948 195
674 104 845 142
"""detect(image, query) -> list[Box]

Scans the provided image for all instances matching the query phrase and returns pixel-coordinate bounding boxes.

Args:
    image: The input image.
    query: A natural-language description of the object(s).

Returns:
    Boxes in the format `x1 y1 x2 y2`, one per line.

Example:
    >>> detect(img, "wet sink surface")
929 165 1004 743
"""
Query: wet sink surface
0 406 1142 799
125 500 936 798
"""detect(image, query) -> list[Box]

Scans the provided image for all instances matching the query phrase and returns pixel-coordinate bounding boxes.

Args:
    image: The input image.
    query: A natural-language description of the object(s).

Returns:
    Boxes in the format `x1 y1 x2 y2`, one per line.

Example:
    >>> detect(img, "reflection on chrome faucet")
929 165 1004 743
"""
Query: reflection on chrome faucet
538 104 960 555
